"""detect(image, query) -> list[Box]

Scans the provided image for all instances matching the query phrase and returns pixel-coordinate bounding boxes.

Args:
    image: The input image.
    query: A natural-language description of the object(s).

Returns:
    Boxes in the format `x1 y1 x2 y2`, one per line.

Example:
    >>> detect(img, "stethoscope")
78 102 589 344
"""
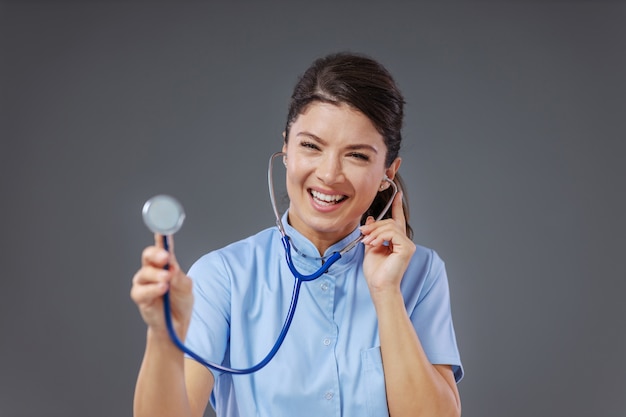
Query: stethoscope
141 151 397 375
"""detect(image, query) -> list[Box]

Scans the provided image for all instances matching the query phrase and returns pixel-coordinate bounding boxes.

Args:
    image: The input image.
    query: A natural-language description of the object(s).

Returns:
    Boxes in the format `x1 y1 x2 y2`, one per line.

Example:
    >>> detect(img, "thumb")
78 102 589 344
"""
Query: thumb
153 234 181 271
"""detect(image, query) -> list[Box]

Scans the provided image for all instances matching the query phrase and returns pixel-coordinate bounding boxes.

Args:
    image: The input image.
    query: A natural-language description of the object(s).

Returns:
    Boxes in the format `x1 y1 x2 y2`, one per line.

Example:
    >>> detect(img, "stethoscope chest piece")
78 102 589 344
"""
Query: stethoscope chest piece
142 194 186 235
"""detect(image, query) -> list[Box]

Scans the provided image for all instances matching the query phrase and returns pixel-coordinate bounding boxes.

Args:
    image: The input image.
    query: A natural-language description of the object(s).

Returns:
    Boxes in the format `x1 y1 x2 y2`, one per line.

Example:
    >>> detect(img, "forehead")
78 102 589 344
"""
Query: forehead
289 102 385 146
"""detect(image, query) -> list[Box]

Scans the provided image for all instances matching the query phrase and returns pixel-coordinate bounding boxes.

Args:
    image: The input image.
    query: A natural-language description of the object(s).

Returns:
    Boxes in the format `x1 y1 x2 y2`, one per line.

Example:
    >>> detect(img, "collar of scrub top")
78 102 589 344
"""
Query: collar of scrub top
280 211 362 274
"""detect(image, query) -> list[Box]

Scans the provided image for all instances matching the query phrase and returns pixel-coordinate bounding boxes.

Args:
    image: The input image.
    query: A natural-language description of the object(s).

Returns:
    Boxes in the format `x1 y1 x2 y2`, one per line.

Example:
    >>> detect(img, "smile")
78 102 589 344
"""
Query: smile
310 189 347 206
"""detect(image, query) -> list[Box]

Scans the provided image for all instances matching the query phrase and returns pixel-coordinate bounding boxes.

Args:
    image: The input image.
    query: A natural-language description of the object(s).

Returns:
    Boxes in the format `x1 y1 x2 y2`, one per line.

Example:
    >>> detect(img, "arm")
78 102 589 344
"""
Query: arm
372 288 461 417
360 193 461 417
131 235 213 417
133 329 193 417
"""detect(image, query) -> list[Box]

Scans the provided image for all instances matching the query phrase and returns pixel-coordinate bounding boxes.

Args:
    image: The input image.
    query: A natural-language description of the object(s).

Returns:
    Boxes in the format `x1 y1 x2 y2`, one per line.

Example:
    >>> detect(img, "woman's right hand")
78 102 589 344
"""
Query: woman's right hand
130 234 194 338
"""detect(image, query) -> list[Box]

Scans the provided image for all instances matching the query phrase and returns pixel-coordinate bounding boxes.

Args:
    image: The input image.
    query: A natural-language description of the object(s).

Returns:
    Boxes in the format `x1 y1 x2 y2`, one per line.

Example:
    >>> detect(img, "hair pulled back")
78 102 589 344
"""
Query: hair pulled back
285 52 413 238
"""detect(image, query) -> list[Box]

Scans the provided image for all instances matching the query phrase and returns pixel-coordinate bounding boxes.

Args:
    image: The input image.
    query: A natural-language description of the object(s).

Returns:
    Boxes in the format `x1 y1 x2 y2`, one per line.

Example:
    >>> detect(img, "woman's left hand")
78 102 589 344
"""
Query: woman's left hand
360 191 416 293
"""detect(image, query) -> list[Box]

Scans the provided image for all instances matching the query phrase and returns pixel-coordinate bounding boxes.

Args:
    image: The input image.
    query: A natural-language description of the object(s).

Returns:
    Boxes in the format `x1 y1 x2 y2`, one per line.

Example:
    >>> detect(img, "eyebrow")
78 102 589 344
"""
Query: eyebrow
296 132 379 154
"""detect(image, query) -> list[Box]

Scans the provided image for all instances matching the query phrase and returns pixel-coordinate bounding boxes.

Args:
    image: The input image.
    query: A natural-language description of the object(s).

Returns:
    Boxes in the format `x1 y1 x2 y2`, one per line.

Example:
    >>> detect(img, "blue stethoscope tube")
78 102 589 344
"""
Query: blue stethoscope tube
161 234 340 375
158 152 397 375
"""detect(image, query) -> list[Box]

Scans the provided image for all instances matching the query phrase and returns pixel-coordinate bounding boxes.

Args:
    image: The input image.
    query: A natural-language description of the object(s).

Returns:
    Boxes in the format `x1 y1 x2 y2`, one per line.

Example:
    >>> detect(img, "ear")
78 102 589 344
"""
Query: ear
385 157 402 181
282 132 288 154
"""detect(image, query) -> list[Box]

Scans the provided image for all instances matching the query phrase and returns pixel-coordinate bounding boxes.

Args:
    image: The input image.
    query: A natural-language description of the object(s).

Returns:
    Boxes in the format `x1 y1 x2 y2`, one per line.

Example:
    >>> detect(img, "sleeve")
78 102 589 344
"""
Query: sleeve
184 251 232 378
409 249 464 383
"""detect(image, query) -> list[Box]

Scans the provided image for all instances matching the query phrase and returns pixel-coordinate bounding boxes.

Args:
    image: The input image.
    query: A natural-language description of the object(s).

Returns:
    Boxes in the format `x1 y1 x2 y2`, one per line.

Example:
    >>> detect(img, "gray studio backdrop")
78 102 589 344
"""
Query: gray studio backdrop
1 2 625 417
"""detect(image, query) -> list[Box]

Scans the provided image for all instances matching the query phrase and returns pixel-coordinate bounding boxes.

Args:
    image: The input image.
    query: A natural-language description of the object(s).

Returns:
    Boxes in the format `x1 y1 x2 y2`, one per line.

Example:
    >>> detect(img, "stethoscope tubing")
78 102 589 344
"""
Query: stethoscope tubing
162 234 319 375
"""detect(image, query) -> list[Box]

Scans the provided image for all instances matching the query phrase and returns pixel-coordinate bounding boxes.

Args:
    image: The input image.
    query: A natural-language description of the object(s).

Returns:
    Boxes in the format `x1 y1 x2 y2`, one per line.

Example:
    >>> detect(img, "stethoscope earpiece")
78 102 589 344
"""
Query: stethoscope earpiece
380 175 394 192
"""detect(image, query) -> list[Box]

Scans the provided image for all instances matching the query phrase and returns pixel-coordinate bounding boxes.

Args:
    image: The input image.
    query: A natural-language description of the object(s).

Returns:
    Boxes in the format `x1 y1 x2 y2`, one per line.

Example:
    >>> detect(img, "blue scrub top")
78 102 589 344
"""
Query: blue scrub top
185 213 463 417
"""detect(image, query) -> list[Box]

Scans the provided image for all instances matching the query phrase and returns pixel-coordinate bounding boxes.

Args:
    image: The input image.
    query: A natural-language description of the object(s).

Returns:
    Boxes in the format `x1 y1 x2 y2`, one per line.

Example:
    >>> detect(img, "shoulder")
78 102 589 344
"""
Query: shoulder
408 244 446 278
188 226 279 277
216 226 279 256
400 244 448 299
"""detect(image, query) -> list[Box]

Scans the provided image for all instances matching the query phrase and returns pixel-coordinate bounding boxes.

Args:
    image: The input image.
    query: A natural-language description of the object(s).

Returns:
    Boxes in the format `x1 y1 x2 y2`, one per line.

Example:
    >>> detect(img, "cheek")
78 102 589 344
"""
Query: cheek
354 176 382 205
284 161 300 187
284 162 309 199
355 168 384 190
361 172 385 202
286 156 316 183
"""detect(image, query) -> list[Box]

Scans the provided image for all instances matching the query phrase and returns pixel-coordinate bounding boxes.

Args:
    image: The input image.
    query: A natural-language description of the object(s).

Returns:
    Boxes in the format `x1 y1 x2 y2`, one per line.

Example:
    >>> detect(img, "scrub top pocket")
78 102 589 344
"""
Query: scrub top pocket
361 346 389 416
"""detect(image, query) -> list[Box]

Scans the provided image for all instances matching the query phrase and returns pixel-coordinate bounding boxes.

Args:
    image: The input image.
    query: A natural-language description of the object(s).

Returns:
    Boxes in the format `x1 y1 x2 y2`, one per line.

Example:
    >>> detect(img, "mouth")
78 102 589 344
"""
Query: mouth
309 189 347 207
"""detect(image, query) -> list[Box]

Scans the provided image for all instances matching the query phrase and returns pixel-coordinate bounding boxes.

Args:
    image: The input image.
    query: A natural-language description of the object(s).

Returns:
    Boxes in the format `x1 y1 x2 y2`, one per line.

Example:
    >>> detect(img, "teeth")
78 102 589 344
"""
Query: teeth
311 190 344 204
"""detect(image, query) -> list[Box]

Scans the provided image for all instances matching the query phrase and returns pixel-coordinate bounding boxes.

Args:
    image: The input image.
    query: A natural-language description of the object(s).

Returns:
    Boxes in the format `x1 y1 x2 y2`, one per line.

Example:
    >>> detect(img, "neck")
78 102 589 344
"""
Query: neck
286 213 358 257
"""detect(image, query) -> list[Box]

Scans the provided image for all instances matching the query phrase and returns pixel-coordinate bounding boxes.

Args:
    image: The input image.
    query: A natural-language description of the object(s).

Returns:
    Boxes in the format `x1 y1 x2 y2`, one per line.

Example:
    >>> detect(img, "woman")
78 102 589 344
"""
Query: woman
131 52 463 417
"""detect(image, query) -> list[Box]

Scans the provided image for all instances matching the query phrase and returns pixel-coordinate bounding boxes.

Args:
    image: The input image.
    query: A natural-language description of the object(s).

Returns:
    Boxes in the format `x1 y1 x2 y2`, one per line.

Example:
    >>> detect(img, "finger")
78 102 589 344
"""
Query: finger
167 242 181 271
166 234 175 252
133 266 171 286
359 217 375 236
154 233 164 248
361 221 396 245
131 267 171 300
141 246 170 268
391 190 406 225
130 281 169 305
155 233 180 269
360 216 391 236
170 270 193 294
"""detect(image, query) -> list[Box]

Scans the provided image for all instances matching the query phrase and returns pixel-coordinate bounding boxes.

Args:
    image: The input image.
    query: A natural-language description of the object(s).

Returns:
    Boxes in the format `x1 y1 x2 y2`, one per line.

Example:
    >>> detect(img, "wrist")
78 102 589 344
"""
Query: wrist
146 325 188 351
369 285 404 308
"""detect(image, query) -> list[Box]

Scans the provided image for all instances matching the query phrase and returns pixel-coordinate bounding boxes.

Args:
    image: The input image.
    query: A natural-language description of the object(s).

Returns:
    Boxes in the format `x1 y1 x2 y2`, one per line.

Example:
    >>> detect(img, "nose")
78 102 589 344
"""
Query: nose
316 154 344 185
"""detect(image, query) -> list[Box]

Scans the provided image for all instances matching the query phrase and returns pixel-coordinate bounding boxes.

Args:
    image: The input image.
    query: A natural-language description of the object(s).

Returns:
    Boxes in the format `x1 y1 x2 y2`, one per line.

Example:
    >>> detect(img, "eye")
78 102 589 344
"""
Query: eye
348 152 370 161
300 141 321 151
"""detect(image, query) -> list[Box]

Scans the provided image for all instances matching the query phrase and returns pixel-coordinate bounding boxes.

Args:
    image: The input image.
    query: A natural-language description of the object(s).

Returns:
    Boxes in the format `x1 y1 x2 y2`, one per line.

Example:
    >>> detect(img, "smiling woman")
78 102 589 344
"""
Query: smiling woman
131 52 463 417
282 102 399 253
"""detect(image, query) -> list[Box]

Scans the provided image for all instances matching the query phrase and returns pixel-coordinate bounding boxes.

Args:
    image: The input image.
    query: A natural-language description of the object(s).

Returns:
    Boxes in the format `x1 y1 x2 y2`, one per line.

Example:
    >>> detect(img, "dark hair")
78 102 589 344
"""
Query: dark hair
285 52 413 239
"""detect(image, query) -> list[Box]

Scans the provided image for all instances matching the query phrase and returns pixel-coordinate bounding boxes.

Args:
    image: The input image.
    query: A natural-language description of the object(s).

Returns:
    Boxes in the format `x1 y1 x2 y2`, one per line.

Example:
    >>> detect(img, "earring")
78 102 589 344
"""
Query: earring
283 157 287 167
379 183 386 191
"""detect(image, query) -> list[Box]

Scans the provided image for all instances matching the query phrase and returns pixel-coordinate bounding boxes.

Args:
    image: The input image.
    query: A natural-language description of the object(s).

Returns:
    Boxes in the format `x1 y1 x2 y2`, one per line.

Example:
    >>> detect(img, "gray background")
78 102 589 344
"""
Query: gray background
1 1 625 416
